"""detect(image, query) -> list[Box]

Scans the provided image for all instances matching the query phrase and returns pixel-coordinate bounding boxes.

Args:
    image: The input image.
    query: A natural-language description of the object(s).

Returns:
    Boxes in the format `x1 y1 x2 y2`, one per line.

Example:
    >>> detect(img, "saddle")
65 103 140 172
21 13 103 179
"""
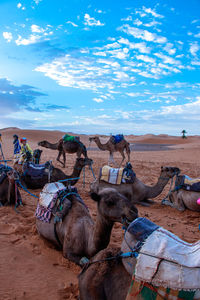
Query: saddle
63 134 80 143
36 183 85 223
176 175 200 192
99 162 135 185
127 217 200 290
110 134 124 144
23 161 52 180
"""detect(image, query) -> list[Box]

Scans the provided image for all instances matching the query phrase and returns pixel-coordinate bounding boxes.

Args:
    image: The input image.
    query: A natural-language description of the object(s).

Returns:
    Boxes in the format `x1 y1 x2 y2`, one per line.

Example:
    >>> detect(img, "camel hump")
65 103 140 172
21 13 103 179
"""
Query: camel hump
63 134 79 143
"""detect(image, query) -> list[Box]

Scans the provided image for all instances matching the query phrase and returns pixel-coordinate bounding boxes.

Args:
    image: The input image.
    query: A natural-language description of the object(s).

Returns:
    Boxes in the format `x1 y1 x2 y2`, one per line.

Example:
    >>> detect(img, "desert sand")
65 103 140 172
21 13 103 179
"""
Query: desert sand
0 128 200 300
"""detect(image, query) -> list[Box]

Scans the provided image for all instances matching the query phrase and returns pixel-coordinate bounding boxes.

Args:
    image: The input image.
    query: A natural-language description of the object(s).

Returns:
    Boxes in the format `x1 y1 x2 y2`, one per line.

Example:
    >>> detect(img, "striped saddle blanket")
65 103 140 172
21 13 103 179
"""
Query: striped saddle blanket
99 164 135 185
23 161 51 179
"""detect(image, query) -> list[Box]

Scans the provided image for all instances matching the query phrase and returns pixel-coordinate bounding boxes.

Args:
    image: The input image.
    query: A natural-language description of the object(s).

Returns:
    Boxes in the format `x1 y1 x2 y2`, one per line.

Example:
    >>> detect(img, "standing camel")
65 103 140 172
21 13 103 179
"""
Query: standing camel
91 166 180 206
36 188 138 266
15 157 93 189
38 138 88 168
89 136 130 166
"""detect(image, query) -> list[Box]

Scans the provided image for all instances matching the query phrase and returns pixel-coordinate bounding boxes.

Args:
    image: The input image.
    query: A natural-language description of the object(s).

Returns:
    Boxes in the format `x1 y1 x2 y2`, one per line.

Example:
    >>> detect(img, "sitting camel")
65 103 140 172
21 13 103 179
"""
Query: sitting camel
89 135 130 166
32 149 43 164
38 138 88 168
14 157 93 189
36 188 138 266
0 167 22 207
91 166 180 206
162 174 200 212
79 218 200 300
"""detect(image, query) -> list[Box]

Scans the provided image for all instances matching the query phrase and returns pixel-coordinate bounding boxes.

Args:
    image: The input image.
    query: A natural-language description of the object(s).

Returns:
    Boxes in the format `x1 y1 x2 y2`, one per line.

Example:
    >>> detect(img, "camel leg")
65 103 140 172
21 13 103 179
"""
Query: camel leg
62 151 66 168
164 192 186 211
108 152 118 167
119 151 125 166
57 150 65 167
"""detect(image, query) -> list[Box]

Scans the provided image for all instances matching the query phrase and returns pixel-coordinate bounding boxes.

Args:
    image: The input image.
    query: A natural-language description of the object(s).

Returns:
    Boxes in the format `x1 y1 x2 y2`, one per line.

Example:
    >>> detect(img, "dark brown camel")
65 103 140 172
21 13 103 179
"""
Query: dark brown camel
89 136 130 166
0 169 22 207
15 157 93 189
36 188 138 266
38 138 88 168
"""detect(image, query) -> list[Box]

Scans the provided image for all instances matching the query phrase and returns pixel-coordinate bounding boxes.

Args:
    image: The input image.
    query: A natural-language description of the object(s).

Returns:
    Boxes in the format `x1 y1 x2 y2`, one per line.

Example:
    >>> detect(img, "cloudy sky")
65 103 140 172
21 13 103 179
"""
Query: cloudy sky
0 0 200 135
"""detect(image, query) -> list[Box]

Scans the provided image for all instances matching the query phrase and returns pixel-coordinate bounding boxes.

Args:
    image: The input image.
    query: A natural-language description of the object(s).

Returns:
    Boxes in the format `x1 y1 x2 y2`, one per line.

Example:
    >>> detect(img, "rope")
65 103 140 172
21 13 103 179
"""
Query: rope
89 164 96 180
161 173 179 204
58 177 80 183
17 180 39 199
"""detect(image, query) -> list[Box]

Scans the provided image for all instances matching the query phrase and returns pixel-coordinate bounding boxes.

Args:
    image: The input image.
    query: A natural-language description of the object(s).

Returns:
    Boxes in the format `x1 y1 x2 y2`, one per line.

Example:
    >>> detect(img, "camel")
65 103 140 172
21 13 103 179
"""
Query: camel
91 166 180 206
0 168 22 207
32 149 42 164
36 188 138 266
89 136 130 166
163 189 200 212
79 219 200 300
38 138 88 168
15 157 93 189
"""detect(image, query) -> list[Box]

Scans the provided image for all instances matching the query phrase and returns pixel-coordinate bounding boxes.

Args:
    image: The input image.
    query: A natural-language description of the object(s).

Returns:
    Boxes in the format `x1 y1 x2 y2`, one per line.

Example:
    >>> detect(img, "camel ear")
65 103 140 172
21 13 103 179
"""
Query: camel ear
90 192 101 202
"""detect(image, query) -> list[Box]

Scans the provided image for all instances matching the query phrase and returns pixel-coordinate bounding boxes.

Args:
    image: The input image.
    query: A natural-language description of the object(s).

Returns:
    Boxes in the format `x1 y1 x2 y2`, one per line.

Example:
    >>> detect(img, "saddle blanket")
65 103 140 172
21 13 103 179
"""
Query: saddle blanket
111 134 124 144
176 175 200 192
23 162 50 178
39 182 66 208
100 164 135 185
126 276 197 300
63 134 79 142
133 221 200 290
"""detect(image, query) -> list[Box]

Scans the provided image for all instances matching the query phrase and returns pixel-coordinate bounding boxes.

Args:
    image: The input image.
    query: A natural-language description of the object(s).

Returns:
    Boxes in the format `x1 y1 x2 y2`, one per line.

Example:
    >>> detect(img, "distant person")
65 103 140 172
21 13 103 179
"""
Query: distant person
13 134 21 163
181 130 187 139
18 137 33 164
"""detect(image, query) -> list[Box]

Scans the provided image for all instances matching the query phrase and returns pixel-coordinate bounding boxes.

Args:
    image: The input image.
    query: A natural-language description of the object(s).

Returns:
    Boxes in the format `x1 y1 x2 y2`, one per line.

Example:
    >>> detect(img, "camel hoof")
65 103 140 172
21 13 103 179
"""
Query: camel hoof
162 199 171 206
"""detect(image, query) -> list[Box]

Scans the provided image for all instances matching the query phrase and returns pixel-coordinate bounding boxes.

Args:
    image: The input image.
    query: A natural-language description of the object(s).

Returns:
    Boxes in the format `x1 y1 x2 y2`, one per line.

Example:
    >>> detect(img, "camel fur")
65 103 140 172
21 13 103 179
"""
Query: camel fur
38 138 88 168
91 166 180 206
0 169 22 207
36 188 138 266
89 136 130 166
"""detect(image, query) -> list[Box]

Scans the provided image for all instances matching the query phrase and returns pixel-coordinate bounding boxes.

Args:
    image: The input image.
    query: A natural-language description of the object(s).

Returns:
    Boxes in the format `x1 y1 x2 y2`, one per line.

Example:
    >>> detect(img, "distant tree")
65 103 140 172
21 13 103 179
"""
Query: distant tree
181 129 187 139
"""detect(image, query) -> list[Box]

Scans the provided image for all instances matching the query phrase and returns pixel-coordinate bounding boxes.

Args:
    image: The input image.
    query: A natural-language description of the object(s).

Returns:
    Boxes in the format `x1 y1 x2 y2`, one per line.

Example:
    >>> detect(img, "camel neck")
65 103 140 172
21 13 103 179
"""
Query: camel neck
66 163 84 185
88 213 113 257
145 176 170 198
45 141 59 150
94 138 108 151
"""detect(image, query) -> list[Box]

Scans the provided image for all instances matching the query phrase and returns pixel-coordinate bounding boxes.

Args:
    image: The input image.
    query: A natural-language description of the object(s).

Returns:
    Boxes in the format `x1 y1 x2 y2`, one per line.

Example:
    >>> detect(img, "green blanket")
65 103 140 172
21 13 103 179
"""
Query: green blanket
63 134 76 142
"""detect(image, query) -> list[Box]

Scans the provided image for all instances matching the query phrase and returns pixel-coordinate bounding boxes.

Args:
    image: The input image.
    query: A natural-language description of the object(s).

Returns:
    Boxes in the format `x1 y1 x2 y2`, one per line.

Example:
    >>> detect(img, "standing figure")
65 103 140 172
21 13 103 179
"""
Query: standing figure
18 137 33 164
181 130 187 139
13 134 21 163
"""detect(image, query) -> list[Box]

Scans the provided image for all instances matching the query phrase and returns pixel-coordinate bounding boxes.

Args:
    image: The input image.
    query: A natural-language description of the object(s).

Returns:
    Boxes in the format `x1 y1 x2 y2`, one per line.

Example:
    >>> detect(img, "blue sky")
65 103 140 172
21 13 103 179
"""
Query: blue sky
0 0 200 135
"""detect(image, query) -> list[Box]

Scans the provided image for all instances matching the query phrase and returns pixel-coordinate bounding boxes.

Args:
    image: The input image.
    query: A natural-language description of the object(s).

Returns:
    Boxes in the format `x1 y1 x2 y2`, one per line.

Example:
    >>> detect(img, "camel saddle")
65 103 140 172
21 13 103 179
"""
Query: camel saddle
175 175 200 192
36 183 85 222
110 134 124 144
99 163 135 185
0 164 13 184
127 217 200 291
22 161 52 179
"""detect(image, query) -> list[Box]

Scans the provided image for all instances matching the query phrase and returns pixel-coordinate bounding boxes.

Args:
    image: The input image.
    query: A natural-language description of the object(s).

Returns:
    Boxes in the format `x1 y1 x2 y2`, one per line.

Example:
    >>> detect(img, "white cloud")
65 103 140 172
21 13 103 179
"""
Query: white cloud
84 14 104 26
154 53 180 65
163 43 176 55
2 32 13 42
119 25 167 44
17 3 22 8
136 54 155 63
189 42 199 56
143 7 164 19
118 38 151 53
66 21 78 27
15 34 42 45
31 24 45 33
93 98 103 103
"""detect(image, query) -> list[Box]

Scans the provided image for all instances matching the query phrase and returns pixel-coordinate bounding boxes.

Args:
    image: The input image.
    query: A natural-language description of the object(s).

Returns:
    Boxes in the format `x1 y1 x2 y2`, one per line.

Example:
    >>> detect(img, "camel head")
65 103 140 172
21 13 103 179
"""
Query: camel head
38 140 48 148
160 166 180 179
89 136 97 143
90 188 138 228
33 149 43 159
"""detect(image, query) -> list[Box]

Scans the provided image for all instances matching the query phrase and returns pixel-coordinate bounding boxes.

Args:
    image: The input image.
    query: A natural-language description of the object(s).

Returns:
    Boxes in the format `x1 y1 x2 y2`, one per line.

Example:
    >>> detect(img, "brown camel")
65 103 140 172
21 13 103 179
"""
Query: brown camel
38 139 88 168
78 247 131 300
36 188 138 266
0 169 22 207
79 221 200 300
89 136 130 166
91 166 180 206
14 157 93 189
164 190 200 212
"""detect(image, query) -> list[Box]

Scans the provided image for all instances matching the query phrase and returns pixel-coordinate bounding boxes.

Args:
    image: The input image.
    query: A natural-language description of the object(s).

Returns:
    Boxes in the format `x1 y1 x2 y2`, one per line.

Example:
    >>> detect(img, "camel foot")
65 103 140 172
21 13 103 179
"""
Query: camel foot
162 199 172 206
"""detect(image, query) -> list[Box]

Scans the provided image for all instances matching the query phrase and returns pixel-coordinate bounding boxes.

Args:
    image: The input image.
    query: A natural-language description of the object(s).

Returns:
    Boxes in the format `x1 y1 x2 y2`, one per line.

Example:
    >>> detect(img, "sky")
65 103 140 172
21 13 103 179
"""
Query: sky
0 0 200 136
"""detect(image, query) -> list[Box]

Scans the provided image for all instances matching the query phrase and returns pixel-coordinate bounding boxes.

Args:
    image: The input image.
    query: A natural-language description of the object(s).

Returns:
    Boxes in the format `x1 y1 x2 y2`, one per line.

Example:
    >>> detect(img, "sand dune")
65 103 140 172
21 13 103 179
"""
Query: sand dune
0 128 200 299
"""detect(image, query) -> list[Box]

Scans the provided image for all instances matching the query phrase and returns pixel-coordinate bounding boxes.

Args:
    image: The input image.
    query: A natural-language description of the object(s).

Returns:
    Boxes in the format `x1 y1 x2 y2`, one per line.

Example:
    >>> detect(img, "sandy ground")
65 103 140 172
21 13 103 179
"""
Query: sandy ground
0 128 200 300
